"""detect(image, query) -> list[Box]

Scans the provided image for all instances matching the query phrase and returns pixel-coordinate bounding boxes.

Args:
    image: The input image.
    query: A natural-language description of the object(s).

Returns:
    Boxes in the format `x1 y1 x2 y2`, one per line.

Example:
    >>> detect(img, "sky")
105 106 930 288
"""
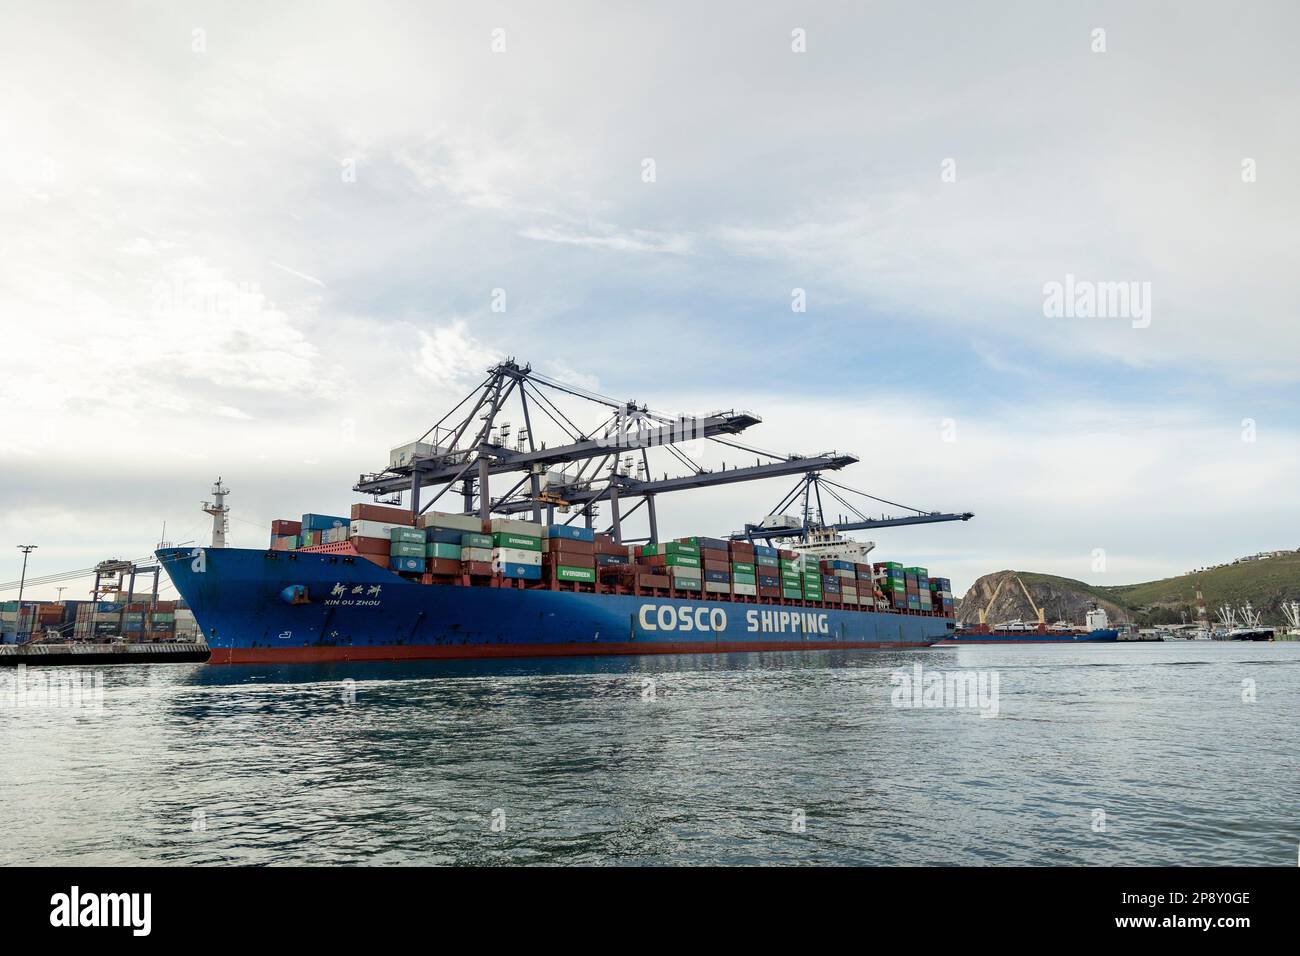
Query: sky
2 1 1298 600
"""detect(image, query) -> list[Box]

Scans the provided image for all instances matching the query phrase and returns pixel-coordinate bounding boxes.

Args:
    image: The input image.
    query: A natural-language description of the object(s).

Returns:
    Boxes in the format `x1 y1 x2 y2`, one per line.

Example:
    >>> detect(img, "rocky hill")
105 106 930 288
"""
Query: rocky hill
957 571 1129 626
957 552 1300 627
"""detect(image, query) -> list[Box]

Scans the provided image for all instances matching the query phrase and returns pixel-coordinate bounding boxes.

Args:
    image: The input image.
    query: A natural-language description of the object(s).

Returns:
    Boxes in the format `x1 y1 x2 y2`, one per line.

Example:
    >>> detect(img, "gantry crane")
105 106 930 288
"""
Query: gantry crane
732 471 973 542
354 360 860 544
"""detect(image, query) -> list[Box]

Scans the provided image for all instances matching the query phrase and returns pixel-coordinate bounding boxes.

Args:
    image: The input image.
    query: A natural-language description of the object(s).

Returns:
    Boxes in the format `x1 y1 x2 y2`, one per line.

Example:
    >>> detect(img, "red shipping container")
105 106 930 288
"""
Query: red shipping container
546 539 595 557
728 542 755 558
350 503 414 525
428 558 460 576
699 547 728 563
758 586 781 598
639 573 670 588
462 561 493 576
350 536 389 556
271 519 302 535
703 559 730 574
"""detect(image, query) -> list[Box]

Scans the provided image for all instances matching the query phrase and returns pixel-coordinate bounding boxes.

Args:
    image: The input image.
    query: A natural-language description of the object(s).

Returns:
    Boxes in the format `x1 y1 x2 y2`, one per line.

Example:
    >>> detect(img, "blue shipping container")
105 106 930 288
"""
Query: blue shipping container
499 563 542 580
390 556 424 573
546 524 595 543
301 513 349 532
595 553 630 566
753 545 778 558
426 528 464 545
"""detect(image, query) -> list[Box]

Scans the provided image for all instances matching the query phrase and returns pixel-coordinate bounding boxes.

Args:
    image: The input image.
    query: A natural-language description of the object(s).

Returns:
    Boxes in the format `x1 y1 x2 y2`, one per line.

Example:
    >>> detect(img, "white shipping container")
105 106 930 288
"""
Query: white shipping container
462 547 492 563
389 441 437 470
489 518 544 536
492 547 542 567
843 593 860 605
350 519 409 540
732 582 758 596
417 511 482 533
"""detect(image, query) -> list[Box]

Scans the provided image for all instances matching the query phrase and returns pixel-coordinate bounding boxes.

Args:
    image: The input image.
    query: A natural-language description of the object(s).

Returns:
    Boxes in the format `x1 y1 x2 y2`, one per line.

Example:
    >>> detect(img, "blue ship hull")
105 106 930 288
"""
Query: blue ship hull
157 547 954 664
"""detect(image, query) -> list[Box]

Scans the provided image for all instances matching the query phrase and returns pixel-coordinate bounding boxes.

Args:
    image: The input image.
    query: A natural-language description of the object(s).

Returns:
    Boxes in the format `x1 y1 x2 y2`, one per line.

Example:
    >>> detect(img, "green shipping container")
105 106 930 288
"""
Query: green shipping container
675 537 700 547
391 527 424 544
555 565 597 583
782 588 804 600
755 555 779 568
664 553 701 569
732 571 757 586
641 542 700 558
780 559 802 571
731 561 756 575
391 541 425 558
492 532 542 552
673 575 702 590
461 533 493 549
427 543 463 560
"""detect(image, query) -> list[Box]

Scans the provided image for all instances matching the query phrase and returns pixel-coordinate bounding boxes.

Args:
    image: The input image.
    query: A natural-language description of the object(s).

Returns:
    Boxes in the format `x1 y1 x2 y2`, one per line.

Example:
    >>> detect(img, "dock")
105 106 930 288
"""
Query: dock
0 642 210 666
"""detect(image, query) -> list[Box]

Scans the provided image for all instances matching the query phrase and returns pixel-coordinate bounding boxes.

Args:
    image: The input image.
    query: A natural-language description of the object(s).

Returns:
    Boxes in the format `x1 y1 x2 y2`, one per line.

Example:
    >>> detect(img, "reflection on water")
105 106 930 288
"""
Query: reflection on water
2 643 1297 865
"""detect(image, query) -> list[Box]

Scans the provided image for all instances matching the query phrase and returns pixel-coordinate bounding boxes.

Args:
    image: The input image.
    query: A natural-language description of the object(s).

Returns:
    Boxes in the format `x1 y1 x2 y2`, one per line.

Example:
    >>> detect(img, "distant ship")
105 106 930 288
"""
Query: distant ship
1225 608 1274 640
943 575 1119 644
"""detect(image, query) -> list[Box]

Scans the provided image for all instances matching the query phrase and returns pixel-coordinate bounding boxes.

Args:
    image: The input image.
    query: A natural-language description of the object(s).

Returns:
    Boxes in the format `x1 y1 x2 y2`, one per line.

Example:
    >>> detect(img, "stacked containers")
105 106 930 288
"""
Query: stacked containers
460 531 494 576
929 577 954 616
854 563 876 608
302 514 348 550
269 519 301 550
754 544 780 599
543 524 597 585
420 512 480 575
390 526 426 574
780 553 804 601
350 511 416 568
728 539 757 597
902 566 927 612
875 562 907 610
820 560 842 604
697 536 731 596
490 518 543 580
634 541 701 591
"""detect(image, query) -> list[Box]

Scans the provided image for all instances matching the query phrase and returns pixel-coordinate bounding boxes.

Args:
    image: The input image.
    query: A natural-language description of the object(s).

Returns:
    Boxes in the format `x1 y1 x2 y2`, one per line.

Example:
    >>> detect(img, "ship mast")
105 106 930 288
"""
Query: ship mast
202 478 231 548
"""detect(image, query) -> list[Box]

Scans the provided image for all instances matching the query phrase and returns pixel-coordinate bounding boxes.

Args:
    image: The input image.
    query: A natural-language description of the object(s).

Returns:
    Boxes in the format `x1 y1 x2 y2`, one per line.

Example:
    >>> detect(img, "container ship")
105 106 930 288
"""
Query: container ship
159 361 969 664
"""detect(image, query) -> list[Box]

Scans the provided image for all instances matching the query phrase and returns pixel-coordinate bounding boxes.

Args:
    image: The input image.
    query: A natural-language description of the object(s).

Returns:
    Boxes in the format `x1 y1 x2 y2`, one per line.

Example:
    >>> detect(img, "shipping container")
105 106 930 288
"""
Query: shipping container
350 503 413 525
543 524 595 543
302 513 349 532
418 511 483 533
493 532 542 552
492 547 542 567
554 565 596 584
493 561 542 580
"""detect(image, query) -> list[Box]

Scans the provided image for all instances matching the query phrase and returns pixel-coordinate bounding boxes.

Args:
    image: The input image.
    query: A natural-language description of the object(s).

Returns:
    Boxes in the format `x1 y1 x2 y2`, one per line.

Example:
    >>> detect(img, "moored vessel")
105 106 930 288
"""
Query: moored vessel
159 362 969 664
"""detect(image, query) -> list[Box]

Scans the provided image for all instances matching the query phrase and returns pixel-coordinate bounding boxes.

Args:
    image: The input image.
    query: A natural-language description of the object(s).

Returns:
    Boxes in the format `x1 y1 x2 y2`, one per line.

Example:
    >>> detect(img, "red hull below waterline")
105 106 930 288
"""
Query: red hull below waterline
206 640 929 665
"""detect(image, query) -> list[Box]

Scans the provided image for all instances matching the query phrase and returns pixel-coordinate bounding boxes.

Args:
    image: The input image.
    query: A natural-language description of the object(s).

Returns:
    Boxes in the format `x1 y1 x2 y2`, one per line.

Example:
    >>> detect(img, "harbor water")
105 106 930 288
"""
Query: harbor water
2 642 1296 866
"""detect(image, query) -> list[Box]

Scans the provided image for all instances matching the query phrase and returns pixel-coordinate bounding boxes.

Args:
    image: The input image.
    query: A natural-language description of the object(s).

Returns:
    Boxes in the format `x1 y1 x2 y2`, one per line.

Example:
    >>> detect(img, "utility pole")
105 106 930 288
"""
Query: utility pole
15 545 37 643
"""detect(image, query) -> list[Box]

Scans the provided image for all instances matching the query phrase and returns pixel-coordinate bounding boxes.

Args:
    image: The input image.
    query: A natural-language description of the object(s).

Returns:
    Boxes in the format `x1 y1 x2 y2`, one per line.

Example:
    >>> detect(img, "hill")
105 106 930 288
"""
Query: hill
956 552 1300 627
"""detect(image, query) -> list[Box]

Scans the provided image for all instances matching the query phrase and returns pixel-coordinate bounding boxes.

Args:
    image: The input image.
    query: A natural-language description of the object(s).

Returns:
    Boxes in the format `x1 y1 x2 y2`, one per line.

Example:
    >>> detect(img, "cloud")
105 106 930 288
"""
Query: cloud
2 2 1297 599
